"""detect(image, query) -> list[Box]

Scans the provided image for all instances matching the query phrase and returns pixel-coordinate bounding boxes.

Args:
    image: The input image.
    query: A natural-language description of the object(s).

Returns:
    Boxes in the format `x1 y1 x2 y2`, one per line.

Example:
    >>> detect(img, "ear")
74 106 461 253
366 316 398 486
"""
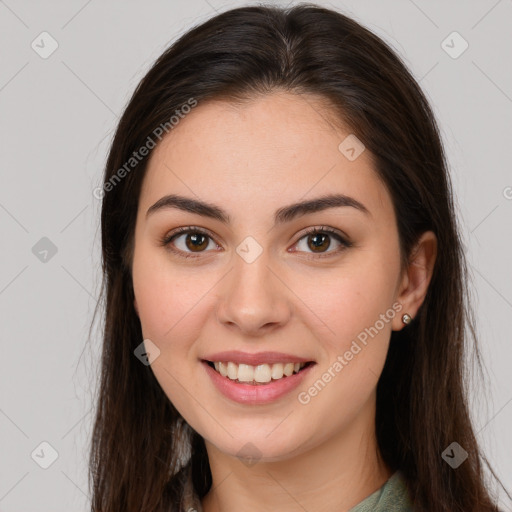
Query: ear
392 231 437 331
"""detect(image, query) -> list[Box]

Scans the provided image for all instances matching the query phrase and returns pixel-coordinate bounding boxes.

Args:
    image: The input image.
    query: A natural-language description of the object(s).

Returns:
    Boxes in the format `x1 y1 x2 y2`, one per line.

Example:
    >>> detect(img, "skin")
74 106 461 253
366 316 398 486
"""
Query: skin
131 91 437 512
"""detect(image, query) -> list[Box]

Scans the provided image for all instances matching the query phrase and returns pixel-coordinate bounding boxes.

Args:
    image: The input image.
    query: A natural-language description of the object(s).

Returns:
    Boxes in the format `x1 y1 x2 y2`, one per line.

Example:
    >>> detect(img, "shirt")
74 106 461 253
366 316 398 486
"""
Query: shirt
181 468 414 511
349 470 414 511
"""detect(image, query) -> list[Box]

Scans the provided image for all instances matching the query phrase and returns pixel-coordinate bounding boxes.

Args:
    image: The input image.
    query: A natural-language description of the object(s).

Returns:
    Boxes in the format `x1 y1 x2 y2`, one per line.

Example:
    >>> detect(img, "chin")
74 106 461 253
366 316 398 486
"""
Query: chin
203 428 312 464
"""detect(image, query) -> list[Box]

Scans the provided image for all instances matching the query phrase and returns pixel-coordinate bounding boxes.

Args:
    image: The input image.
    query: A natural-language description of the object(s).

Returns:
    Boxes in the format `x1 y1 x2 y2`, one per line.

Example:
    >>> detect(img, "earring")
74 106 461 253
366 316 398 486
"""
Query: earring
402 313 412 325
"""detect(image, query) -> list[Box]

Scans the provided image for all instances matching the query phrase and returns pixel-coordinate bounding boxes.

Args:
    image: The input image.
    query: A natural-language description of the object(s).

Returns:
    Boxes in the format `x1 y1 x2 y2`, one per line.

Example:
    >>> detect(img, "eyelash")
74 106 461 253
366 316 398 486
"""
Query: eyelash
159 225 352 260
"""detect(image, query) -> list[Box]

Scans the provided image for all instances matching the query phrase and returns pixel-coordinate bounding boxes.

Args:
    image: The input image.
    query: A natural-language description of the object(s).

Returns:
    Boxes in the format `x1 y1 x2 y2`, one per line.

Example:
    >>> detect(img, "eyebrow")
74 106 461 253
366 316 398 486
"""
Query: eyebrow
146 193 371 224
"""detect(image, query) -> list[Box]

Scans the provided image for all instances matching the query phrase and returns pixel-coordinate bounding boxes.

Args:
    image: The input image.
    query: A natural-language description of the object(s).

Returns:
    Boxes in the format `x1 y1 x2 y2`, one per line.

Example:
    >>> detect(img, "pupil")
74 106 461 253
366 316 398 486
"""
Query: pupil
187 233 208 251
310 233 329 252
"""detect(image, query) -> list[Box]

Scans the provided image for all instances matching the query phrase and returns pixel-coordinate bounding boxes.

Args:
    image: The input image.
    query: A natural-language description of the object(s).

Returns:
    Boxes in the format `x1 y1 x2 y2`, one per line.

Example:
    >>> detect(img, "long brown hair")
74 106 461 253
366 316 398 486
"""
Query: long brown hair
88 4 509 511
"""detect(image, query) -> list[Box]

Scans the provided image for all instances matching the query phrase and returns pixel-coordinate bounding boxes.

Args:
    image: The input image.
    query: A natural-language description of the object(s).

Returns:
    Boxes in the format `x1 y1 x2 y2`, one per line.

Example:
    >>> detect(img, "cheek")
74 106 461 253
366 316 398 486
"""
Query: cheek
295 250 399 389
131 248 212 413
294 271 396 424
132 246 215 350
301 263 397 340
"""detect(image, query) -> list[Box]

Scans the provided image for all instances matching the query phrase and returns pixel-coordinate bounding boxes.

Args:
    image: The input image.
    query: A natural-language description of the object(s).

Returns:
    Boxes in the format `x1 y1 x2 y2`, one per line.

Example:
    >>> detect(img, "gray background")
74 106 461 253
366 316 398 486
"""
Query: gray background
0 0 511 510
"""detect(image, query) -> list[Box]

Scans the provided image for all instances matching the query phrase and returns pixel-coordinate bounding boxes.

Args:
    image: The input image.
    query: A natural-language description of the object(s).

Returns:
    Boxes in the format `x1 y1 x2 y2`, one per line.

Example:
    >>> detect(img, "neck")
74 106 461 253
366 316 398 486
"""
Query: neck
201 397 392 512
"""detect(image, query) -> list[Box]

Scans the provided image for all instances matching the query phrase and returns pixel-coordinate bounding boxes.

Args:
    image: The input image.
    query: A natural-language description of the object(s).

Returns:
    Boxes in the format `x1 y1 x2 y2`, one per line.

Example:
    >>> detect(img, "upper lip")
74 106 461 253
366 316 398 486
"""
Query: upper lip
202 351 315 366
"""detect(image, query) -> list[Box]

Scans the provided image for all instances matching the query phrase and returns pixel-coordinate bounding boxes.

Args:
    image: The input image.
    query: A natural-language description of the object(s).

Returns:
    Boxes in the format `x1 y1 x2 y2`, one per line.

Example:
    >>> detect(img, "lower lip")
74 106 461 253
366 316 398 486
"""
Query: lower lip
202 361 315 405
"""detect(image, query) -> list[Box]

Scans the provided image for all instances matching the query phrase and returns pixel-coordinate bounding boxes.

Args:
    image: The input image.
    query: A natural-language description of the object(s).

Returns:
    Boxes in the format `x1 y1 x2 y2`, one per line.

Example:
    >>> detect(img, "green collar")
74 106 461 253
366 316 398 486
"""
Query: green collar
349 470 414 511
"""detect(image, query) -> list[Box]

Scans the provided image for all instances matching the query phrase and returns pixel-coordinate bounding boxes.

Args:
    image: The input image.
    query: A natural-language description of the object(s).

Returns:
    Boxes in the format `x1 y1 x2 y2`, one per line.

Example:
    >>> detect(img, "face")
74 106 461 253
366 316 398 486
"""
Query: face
131 91 409 462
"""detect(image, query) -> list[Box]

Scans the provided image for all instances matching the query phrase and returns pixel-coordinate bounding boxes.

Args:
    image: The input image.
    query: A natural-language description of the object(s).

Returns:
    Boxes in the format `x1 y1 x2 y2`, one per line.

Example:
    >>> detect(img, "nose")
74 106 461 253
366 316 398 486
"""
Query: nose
215 251 292 336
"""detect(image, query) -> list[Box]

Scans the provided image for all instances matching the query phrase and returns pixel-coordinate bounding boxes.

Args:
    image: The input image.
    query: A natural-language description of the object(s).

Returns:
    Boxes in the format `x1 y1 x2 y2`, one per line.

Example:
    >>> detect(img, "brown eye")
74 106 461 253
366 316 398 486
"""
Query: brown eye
307 232 331 252
184 232 209 252
161 227 218 258
293 226 350 257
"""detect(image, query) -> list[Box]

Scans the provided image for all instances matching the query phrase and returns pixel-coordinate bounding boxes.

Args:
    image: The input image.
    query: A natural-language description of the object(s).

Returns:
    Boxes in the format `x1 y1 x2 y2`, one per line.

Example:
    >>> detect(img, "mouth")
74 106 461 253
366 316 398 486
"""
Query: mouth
202 359 316 386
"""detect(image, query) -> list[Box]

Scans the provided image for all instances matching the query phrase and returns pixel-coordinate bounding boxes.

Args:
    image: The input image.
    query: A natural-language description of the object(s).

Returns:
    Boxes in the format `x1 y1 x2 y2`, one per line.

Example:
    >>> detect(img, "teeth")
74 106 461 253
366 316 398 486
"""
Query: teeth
238 364 254 383
283 363 294 376
227 362 238 380
271 363 284 380
211 361 307 384
254 364 272 383
219 362 228 377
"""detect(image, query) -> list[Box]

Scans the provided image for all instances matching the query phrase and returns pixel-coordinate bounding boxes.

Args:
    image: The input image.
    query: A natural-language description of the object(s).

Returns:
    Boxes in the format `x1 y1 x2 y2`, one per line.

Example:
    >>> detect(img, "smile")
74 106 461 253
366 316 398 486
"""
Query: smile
202 359 316 404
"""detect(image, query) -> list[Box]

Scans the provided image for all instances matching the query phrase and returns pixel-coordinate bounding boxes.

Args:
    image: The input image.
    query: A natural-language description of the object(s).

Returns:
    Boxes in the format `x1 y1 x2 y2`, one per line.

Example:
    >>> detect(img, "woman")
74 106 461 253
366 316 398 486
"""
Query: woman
89 3 508 511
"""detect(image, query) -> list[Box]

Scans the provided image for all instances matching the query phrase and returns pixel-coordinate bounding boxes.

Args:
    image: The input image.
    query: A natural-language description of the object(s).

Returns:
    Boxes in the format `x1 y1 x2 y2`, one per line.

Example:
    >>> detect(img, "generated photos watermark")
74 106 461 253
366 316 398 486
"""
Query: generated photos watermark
297 301 403 405
93 97 198 200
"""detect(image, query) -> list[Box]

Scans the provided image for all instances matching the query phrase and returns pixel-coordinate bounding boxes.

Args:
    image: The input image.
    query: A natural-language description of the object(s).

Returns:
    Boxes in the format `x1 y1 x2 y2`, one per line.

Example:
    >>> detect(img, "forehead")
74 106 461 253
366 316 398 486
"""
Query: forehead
139 92 392 223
